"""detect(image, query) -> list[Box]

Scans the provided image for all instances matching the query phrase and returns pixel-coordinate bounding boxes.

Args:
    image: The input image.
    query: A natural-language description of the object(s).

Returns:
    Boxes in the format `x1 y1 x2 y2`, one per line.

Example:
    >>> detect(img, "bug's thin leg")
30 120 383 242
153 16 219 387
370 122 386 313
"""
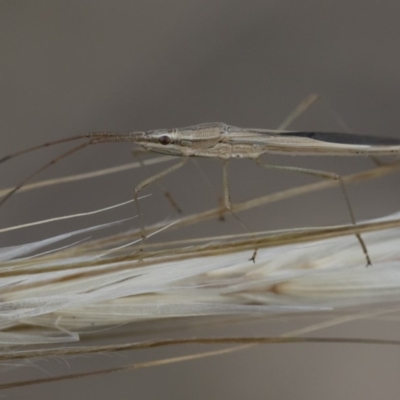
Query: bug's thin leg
156 182 183 214
225 93 320 261
278 93 321 130
219 94 326 261
256 159 372 266
134 157 188 240
306 96 388 168
131 148 149 161
283 93 353 132
219 160 229 221
268 94 372 265
369 155 400 167
221 160 258 262
190 159 227 220
0 141 94 208
191 159 220 196
222 160 231 211
131 148 182 214
217 196 226 221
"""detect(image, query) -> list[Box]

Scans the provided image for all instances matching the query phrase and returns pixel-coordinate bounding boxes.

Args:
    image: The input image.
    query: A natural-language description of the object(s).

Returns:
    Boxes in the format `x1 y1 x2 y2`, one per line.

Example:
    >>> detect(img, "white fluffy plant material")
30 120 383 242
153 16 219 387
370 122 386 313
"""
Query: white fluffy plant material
2 214 400 337
1 158 400 381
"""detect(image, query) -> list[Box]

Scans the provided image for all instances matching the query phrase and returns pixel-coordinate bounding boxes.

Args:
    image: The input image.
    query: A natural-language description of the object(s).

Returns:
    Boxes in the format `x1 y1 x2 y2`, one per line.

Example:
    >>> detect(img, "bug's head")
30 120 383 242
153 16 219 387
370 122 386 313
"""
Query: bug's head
136 129 182 156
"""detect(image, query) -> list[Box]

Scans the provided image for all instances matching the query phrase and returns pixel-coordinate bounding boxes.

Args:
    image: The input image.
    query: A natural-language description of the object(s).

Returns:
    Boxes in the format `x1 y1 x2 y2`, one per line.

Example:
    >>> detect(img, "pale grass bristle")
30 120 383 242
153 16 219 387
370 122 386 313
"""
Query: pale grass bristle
1 159 400 385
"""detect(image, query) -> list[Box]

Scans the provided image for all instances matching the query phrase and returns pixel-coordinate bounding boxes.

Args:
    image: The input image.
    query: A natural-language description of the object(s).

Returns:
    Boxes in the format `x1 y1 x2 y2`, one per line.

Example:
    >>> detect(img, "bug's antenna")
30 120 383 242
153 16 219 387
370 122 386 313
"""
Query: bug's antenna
0 131 146 208
0 135 89 164
0 141 93 208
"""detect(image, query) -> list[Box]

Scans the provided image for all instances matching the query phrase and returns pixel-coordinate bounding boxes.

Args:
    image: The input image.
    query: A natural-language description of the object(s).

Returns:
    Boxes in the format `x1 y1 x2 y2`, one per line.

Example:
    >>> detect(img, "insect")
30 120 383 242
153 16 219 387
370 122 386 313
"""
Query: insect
2 101 400 264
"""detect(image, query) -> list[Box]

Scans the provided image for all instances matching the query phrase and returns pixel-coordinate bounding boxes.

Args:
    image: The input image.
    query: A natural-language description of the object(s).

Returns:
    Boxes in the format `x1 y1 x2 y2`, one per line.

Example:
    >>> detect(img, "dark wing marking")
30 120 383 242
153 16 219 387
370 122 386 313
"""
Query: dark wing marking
280 131 400 146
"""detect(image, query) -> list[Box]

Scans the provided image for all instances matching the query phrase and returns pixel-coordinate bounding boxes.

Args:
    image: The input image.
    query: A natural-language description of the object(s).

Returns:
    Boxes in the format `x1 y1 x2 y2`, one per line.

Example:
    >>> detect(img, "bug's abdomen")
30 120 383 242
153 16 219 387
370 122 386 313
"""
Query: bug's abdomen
193 143 264 159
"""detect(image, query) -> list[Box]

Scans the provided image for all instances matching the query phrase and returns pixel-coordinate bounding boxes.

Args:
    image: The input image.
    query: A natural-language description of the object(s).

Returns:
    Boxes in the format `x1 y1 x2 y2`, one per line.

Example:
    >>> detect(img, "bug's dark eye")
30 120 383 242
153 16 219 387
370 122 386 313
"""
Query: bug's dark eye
158 135 171 145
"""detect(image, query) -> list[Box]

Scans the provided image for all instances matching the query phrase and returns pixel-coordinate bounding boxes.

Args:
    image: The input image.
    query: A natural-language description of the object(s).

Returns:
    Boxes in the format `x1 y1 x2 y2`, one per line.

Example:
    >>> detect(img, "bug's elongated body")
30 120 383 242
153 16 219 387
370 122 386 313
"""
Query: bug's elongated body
132 122 400 159
2 118 400 266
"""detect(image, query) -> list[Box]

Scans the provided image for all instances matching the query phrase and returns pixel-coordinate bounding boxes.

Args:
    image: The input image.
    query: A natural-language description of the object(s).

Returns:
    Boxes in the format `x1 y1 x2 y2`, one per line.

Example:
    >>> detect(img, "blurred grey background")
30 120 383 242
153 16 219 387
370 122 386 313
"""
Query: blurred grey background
2 1 400 399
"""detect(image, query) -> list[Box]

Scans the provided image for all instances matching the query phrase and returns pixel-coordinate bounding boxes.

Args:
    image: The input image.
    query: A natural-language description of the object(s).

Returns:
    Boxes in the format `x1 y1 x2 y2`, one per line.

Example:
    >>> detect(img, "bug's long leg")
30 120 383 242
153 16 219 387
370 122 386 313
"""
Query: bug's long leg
131 148 182 214
369 155 400 167
280 93 354 132
156 182 183 214
0 141 94 208
256 159 372 266
278 93 321 130
222 160 231 211
191 158 227 220
221 160 259 262
218 94 326 262
134 157 188 240
265 94 372 264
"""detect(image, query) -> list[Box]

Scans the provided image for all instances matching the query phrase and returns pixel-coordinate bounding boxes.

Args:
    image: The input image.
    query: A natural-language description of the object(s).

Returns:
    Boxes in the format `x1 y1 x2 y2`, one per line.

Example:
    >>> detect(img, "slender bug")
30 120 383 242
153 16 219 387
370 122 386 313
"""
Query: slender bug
2 96 400 264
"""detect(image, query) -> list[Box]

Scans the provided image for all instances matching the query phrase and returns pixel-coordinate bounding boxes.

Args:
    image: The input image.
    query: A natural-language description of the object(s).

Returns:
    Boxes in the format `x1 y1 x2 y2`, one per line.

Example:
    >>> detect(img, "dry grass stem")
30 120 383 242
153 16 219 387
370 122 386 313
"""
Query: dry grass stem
1 158 400 387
